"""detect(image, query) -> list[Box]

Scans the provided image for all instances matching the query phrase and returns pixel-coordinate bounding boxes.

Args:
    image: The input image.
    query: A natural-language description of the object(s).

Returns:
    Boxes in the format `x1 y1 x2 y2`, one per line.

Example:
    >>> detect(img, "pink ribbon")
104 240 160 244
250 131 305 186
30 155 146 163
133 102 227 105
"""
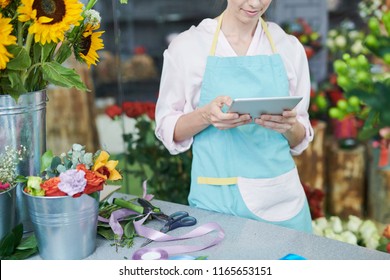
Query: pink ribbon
98 180 153 239
132 213 225 258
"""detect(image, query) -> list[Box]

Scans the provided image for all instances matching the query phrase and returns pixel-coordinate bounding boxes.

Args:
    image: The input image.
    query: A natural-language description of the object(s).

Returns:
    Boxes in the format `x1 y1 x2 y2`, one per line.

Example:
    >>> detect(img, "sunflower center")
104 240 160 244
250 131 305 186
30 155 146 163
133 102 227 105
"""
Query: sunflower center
80 35 92 56
33 0 66 24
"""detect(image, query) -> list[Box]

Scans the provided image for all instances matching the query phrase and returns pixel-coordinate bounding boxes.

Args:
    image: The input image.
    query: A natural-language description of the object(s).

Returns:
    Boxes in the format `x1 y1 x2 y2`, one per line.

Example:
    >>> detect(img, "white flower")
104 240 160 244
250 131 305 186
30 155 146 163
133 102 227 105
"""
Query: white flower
359 220 379 241
329 216 343 233
328 29 338 38
346 215 363 233
84 9 101 28
348 30 360 40
364 233 380 250
335 35 347 48
314 217 328 231
312 222 324 236
340 231 358 245
351 41 364 55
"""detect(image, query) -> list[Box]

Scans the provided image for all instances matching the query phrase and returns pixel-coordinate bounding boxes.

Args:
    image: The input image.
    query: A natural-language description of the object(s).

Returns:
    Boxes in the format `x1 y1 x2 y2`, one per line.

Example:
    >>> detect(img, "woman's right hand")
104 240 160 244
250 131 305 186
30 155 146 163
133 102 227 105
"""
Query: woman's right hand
200 96 252 130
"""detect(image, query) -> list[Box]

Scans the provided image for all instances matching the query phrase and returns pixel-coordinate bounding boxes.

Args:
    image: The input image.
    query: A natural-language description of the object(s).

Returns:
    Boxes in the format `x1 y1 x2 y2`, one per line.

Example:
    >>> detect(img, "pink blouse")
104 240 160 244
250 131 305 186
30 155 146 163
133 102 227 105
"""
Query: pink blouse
155 18 314 156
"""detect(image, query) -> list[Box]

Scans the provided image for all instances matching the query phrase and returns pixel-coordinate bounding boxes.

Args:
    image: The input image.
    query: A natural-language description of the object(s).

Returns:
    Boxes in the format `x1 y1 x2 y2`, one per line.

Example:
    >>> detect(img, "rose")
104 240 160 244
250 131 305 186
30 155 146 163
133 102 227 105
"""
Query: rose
105 105 122 120
41 177 67 197
76 164 105 195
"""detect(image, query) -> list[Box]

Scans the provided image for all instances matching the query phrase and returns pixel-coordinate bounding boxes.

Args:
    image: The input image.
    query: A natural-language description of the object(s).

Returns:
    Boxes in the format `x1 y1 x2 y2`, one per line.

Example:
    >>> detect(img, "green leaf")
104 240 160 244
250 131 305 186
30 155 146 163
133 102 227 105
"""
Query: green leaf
6 45 31 70
97 227 116 240
41 150 54 173
50 156 62 171
41 43 56 63
41 61 88 91
5 247 38 260
12 224 23 249
16 234 37 251
123 221 135 238
0 233 16 258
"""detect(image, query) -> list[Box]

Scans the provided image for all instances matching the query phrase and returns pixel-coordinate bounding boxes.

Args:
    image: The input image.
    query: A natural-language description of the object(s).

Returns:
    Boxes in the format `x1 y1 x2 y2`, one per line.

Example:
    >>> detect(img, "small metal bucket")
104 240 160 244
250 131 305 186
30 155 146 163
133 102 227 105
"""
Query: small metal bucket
23 191 99 260
0 186 16 240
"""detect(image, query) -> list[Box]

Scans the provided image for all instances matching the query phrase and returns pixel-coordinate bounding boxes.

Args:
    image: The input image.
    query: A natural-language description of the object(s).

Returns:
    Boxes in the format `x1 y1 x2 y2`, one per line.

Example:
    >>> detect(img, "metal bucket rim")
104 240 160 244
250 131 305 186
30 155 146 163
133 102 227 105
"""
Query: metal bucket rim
0 185 16 195
0 90 48 110
22 190 98 200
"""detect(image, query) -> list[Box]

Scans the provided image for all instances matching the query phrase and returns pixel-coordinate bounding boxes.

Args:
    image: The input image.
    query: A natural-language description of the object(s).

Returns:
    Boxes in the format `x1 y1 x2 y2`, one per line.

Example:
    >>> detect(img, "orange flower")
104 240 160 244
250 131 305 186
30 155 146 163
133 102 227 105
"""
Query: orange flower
76 164 105 195
41 177 67 197
383 225 390 239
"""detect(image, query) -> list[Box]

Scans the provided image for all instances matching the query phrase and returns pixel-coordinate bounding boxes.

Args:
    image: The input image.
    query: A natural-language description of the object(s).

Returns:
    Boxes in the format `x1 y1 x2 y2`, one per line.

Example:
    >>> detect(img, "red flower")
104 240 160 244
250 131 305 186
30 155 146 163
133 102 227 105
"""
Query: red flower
123 101 144 118
76 164 105 195
105 105 122 119
41 177 67 197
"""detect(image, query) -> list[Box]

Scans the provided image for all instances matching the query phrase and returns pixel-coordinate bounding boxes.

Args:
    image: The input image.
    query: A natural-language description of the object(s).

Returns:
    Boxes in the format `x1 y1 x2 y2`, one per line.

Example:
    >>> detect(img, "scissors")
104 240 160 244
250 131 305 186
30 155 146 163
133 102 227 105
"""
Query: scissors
140 211 197 247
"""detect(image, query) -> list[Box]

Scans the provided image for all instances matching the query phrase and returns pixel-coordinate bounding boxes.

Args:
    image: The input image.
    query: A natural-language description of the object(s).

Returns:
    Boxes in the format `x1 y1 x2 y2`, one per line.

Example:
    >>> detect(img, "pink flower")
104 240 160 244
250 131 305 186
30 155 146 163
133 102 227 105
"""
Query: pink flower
0 182 11 190
58 169 87 196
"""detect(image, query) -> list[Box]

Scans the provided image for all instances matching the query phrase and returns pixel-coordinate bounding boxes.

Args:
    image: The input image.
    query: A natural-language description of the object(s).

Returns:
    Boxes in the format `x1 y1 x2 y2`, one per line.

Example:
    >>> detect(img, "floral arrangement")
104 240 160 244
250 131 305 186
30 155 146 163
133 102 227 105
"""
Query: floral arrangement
0 0 127 100
105 101 192 205
326 20 369 60
312 215 390 253
281 18 322 59
0 145 27 193
24 143 122 197
331 11 390 141
358 0 389 22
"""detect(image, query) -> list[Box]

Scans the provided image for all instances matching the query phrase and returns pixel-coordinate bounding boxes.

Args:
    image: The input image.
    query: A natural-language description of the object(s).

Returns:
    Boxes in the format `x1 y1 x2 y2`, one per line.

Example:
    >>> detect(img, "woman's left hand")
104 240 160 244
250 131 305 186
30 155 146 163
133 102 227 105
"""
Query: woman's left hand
254 110 297 133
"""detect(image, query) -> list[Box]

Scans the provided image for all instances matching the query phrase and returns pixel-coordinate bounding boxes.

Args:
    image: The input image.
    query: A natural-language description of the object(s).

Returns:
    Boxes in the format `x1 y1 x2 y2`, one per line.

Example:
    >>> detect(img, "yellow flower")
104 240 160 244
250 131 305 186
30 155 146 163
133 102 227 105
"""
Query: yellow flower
17 0 84 44
0 0 11 9
79 24 104 68
0 14 16 70
92 151 122 181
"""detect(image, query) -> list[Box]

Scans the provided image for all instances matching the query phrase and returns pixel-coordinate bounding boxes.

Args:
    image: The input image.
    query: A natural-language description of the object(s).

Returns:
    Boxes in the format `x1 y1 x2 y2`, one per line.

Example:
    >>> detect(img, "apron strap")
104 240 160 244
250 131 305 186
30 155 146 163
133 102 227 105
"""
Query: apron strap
209 12 278 56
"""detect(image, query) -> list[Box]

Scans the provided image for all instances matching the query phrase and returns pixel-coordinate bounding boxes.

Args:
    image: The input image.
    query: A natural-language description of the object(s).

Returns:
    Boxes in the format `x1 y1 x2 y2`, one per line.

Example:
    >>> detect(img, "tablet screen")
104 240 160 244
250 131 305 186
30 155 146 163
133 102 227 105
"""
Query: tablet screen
227 96 303 118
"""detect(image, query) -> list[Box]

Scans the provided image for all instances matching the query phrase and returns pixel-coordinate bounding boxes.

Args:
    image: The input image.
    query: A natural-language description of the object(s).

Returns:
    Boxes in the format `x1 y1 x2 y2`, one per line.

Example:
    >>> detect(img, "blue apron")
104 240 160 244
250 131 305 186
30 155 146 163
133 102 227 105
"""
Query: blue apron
188 14 312 233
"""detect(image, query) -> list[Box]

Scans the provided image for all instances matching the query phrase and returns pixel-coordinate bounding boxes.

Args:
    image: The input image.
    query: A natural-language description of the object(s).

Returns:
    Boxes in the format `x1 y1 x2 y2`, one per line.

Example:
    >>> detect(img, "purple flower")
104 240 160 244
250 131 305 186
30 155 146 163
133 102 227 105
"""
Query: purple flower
58 169 87 196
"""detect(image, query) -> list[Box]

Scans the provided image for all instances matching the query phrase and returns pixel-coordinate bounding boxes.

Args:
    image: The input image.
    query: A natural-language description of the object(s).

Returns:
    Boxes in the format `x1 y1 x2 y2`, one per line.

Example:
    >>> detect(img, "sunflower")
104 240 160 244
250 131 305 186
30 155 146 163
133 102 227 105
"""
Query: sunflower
0 14 17 70
78 24 104 68
17 0 84 45
0 0 11 9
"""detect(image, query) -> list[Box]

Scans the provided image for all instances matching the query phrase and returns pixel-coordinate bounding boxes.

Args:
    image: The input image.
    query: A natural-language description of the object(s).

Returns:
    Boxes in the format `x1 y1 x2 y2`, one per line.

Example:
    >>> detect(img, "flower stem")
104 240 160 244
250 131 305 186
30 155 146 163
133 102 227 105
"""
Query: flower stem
24 33 34 55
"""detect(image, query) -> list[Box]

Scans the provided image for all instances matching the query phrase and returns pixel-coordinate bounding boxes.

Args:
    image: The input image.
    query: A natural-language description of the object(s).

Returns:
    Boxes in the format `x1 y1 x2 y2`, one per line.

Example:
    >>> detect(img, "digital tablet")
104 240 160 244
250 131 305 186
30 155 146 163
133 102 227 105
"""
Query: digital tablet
227 96 303 118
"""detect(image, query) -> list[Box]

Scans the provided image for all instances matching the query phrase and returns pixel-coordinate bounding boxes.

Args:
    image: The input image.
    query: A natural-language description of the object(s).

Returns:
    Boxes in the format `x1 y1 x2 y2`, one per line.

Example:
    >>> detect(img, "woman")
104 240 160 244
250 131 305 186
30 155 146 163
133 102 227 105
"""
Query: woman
155 0 314 233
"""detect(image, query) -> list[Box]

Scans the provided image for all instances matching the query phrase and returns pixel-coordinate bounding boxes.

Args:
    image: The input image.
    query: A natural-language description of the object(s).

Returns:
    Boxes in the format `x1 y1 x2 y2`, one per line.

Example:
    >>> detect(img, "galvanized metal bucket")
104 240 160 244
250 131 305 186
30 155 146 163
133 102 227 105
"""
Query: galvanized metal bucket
0 90 47 233
0 186 16 240
23 191 99 260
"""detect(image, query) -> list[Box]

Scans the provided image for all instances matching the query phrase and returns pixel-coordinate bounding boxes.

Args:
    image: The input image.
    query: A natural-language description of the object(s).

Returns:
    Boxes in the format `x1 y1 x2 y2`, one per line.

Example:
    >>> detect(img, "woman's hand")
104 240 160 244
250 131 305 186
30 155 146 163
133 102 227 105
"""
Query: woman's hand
201 96 252 129
254 110 297 133
254 109 306 147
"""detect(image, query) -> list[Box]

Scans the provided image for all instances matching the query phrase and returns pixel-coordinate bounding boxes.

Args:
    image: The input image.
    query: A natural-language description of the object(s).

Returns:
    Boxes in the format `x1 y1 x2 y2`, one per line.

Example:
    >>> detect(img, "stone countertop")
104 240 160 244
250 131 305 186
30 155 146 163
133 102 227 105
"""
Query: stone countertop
29 192 390 260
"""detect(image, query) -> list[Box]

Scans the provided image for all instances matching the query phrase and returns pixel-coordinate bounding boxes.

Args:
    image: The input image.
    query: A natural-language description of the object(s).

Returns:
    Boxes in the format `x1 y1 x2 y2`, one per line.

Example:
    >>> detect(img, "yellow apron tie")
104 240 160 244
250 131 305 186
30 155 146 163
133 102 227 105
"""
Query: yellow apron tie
197 177 238 185
209 12 278 56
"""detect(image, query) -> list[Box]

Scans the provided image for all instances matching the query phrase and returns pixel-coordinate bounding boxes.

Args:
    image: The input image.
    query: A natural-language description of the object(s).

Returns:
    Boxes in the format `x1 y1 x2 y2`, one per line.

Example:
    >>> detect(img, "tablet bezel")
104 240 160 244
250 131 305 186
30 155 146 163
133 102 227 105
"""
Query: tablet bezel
227 96 303 118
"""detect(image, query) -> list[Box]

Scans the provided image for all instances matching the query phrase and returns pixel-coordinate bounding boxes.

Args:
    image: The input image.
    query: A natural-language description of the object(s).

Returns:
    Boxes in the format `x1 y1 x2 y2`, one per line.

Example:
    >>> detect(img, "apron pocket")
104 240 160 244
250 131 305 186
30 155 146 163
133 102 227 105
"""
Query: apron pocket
237 167 305 222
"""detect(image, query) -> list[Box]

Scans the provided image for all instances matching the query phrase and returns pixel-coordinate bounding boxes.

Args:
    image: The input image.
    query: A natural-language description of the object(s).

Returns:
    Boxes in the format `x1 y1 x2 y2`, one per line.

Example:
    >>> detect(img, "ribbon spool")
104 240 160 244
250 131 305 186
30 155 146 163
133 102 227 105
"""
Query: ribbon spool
132 248 169 260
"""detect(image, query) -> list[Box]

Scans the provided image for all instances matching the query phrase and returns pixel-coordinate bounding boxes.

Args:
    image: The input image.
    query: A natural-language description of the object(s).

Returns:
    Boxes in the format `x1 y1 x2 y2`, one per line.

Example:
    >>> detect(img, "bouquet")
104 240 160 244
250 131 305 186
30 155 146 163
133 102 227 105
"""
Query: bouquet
0 0 127 100
0 145 27 193
23 143 122 197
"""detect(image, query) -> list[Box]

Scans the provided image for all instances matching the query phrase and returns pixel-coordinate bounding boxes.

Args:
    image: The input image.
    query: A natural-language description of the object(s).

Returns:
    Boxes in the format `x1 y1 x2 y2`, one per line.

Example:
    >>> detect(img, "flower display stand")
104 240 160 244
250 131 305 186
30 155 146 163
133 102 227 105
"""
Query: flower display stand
327 142 366 219
293 120 327 214
367 145 390 224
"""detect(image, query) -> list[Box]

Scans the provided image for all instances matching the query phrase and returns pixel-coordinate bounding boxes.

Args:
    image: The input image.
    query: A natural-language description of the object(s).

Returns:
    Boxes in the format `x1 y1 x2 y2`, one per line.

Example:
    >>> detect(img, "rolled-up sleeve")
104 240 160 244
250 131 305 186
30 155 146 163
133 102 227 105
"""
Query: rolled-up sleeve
155 49 193 155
